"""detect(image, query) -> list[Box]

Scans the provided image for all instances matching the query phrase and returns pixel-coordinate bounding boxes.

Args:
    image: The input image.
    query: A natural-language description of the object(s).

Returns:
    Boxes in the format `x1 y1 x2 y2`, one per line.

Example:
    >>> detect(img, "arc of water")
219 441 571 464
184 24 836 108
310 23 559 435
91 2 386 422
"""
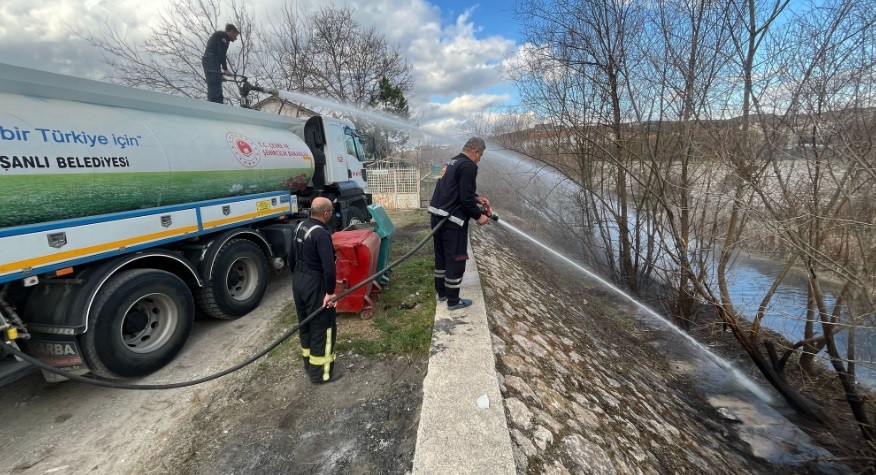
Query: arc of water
497 220 774 403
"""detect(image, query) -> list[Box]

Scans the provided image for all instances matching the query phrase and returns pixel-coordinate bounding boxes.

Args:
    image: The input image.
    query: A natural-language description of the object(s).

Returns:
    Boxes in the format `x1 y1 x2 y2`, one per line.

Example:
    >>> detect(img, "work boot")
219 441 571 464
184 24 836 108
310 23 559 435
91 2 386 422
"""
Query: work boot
437 295 447 302
306 362 323 383
448 298 473 311
307 362 343 384
317 363 344 384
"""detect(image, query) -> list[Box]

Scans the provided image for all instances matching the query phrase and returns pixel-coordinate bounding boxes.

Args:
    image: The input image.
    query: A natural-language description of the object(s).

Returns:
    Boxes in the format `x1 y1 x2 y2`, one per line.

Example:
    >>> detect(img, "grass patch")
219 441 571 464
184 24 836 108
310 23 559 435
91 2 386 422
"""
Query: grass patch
336 209 436 356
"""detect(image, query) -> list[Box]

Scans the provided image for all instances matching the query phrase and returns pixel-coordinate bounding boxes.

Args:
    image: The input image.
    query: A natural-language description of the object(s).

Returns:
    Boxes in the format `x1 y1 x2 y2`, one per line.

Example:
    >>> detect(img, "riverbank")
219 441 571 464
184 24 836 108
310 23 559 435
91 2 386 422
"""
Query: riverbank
684 301 876 469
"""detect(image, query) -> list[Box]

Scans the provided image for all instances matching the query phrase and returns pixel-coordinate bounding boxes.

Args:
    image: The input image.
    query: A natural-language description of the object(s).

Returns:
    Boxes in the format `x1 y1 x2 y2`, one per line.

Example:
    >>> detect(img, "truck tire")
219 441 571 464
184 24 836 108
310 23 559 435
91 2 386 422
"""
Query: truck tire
80 269 195 379
196 239 269 320
347 206 368 226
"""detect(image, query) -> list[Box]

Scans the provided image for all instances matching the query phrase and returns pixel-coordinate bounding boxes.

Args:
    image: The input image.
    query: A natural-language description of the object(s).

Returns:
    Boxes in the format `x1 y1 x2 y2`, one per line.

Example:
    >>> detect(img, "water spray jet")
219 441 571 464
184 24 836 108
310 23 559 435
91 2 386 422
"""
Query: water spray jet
493 218 773 403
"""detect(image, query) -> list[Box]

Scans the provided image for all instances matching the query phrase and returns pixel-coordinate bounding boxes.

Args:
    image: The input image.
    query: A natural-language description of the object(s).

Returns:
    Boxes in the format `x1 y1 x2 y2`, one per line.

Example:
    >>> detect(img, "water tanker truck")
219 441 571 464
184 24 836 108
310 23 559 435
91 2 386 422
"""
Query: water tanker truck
0 64 373 382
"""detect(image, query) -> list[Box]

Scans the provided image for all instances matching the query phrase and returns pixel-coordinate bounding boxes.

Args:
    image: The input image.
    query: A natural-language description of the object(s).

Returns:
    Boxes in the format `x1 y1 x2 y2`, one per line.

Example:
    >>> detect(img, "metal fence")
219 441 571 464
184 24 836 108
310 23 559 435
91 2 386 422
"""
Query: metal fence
367 165 421 209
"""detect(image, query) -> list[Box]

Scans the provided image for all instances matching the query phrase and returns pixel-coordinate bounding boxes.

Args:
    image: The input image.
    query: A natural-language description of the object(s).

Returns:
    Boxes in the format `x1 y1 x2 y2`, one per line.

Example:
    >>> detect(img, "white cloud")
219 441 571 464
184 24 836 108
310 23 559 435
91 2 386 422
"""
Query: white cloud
411 93 510 137
406 9 517 99
0 0 523 133
421 116 469 137
420 93 511 121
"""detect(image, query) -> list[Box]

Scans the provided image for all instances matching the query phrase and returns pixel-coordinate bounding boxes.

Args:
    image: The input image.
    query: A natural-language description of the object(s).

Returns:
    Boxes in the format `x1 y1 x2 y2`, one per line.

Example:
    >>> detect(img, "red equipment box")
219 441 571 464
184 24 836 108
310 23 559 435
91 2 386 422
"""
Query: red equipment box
332 229 382 318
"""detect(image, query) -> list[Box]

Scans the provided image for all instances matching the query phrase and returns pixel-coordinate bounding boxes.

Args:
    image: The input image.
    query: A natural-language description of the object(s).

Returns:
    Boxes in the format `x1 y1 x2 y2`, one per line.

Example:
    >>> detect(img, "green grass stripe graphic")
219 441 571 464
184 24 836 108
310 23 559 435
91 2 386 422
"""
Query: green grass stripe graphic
1 169 311 228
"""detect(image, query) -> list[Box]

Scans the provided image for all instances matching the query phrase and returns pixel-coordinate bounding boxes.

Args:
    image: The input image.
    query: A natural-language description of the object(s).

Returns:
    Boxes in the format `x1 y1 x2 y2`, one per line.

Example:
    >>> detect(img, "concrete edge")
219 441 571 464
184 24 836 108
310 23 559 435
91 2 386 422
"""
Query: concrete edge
412 236 516 474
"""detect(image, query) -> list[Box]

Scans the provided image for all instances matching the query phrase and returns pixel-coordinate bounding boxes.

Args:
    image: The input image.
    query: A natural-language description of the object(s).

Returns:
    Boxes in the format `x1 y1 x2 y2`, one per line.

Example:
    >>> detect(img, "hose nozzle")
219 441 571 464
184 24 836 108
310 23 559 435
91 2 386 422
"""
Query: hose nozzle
477 204 500 222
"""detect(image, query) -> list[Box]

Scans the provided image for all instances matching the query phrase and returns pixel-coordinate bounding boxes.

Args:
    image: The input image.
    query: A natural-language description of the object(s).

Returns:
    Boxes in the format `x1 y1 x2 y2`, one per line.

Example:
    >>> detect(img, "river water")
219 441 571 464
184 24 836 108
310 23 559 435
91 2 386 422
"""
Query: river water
476 148 875 389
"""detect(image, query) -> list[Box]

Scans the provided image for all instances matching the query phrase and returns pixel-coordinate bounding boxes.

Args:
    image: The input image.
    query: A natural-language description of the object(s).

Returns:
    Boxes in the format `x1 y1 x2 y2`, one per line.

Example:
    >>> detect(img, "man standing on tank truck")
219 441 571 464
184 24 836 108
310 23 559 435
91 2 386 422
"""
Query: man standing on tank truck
202 24 239 104
428 137 493 311
289 197 341 384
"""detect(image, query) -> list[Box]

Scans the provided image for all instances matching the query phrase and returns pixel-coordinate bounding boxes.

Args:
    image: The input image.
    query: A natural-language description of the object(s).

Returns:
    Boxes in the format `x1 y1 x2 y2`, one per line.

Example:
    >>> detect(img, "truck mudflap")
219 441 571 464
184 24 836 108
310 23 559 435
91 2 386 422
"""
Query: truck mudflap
23 337 86 372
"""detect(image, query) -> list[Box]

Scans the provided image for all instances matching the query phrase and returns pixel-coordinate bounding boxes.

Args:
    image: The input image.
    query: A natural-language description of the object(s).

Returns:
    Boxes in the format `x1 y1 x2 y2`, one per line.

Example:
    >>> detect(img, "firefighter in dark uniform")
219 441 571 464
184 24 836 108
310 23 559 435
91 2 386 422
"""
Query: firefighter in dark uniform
428 137 492 310
202 24 239 104
289 197 341 383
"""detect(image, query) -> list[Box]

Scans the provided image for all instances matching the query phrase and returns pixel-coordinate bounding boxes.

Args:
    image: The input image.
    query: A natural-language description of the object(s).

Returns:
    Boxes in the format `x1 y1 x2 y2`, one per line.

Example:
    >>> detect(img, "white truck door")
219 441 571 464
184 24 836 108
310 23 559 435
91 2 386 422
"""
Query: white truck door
323 119 369 192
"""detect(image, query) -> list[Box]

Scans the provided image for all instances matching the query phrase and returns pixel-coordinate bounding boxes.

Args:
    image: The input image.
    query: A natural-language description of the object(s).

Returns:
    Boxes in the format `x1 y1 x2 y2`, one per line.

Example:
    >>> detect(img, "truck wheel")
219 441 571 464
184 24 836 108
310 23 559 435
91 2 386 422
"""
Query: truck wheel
196 239 269 320
80 269 195 379
347 206 368 226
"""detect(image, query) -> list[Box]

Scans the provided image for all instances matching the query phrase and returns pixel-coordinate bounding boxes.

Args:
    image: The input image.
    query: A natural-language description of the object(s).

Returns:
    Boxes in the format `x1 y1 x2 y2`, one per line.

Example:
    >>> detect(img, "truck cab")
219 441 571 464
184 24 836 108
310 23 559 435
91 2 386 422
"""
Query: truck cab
292 116 372 229
323 117 369 194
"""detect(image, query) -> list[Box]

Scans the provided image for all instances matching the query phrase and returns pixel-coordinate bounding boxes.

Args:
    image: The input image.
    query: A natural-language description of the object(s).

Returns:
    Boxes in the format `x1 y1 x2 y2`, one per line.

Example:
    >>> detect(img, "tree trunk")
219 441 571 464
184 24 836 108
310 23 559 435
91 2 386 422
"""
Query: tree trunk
799 288 819 374
810 270 874 441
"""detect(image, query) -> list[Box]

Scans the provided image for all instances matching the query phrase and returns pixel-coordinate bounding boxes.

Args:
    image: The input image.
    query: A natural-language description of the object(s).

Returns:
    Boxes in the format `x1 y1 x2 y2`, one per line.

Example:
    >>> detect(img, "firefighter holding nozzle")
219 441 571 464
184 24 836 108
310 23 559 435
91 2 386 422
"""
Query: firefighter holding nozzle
428 137 494 311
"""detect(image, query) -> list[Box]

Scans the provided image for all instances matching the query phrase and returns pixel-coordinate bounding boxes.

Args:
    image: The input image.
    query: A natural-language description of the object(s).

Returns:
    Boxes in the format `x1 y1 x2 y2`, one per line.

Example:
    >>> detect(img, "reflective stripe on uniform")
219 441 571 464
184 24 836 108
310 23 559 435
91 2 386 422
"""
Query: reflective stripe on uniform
445 276 462 289
302 348 311 358
324 328 333 381
295 222 323 244
309 353 336 365
427 205 448 216
309 327 334 381
303 225 321 241
427 206 464 226
434 269 446 278
294 223 324 266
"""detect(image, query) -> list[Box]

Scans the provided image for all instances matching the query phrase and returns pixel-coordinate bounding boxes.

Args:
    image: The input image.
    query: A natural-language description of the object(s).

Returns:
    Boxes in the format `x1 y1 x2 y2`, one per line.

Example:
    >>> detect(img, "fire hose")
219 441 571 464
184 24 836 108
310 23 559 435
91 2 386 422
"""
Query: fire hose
0 208 499 390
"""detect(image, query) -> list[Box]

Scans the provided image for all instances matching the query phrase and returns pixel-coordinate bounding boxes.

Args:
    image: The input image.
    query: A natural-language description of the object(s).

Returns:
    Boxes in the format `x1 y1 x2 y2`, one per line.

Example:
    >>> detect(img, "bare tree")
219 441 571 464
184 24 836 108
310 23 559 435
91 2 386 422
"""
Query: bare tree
747 0 876 440
258 4 412 106
514 0 648 291
254 4 413 158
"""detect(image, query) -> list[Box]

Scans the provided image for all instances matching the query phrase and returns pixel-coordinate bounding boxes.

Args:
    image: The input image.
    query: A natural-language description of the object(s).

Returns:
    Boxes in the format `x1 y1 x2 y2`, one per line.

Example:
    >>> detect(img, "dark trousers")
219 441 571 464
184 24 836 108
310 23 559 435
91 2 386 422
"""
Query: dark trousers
202 56 224 104
431 214 468 305
293 267 337 382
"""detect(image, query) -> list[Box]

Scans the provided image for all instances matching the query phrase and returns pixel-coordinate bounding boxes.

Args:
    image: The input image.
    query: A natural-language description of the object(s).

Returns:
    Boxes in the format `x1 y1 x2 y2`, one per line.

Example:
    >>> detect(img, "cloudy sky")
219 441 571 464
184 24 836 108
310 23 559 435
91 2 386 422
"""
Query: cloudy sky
0 0 523 135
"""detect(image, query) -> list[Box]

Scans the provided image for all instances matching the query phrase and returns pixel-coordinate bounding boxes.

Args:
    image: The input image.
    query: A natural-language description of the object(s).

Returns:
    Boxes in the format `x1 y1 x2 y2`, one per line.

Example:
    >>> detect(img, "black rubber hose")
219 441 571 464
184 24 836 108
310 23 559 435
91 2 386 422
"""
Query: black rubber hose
0 216 449 390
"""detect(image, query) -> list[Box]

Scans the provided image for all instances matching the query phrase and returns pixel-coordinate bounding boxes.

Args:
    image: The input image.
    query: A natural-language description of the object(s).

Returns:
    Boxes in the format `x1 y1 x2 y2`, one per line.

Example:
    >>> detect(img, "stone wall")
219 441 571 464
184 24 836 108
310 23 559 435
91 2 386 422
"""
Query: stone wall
472 230 783 474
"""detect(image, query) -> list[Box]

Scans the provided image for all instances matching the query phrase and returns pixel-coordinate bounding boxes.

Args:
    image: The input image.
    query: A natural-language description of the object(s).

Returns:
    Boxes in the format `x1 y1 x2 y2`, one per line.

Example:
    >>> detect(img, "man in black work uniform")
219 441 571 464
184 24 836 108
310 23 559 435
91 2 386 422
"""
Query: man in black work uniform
289 197 340 383
428 137 491 311
202 24 239 104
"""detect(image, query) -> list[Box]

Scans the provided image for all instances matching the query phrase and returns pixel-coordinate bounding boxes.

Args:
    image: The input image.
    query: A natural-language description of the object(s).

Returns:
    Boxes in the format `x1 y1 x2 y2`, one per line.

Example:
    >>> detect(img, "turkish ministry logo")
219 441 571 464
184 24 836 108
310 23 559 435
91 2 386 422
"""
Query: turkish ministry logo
226 132 262 168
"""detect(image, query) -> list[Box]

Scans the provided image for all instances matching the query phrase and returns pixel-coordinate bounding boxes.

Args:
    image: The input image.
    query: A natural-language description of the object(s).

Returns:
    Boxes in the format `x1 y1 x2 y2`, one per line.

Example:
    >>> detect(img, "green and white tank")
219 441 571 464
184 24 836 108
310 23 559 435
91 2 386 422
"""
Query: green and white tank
0 64 316 228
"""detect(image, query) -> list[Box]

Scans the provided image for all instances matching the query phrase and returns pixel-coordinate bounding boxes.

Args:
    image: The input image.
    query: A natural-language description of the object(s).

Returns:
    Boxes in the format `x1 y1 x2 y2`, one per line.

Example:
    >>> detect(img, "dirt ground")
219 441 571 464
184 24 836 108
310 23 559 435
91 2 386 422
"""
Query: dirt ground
0 275 295 475
140 353 425 475
0 271 427 475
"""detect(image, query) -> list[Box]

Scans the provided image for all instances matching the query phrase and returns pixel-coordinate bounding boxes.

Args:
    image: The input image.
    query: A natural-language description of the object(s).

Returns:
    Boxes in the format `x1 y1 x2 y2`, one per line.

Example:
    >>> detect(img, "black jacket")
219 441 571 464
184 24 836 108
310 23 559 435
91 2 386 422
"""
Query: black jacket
289 218 337 293
204 31 231 70
429 153 481 225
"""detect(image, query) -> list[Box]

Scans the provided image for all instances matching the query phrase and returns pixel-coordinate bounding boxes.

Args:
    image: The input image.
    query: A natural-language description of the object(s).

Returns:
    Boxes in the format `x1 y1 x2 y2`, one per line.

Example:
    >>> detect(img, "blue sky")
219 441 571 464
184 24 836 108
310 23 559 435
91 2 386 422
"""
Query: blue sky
437 0 519 39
